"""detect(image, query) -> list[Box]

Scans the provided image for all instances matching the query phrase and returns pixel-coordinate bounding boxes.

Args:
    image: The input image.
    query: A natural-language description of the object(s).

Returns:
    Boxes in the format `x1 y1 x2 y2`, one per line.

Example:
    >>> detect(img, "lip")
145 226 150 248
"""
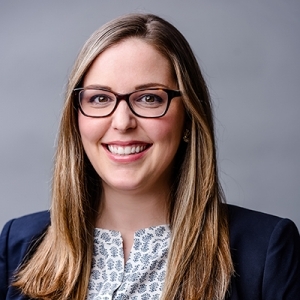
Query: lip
102 141 152 162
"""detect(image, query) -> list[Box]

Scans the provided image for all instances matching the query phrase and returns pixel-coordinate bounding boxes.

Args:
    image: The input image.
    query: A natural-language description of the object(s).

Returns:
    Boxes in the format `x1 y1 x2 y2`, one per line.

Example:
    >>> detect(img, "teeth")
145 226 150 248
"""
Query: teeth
107 145 146 155
125 146 131 155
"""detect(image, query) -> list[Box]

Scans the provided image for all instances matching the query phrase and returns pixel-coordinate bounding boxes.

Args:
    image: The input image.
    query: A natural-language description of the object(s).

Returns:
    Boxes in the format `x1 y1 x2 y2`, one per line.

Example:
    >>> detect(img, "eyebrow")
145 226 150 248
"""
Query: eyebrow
83 83 171 91
84 84 111 90
135 83 171 90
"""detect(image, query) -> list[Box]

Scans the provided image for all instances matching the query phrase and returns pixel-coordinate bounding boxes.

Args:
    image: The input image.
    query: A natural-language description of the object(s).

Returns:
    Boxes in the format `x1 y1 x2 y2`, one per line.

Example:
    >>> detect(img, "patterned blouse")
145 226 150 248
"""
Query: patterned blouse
87 225 171 300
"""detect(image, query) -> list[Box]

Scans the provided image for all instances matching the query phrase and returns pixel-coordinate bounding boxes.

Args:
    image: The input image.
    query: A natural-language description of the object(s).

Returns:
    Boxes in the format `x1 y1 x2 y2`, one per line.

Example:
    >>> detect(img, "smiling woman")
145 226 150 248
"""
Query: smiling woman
0 13 299 300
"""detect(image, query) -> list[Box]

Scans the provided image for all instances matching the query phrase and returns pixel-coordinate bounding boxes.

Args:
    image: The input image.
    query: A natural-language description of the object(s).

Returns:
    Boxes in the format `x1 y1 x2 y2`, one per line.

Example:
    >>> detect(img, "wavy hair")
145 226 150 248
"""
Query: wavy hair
14 13 234 299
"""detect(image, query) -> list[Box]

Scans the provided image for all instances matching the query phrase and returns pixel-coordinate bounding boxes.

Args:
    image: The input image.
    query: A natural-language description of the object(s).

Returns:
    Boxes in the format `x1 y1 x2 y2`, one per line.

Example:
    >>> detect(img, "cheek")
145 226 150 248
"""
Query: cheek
159 106 185 143
148 115 184 146
78 114 107 143
153 123 177 141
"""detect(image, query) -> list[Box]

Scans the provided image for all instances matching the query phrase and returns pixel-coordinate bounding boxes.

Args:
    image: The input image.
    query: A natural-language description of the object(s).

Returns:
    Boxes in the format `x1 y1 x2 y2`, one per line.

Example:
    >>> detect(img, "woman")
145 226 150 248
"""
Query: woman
0 13 299 300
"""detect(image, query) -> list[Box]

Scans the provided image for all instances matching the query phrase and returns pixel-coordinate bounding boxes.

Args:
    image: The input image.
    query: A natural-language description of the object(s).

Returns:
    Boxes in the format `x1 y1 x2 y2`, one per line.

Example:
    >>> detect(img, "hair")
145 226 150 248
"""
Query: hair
13 13 234 299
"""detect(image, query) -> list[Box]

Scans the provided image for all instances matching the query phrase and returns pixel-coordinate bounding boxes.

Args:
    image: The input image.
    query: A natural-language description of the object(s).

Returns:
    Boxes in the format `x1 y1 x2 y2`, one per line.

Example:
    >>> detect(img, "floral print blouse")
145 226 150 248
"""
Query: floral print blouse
87 225 171 300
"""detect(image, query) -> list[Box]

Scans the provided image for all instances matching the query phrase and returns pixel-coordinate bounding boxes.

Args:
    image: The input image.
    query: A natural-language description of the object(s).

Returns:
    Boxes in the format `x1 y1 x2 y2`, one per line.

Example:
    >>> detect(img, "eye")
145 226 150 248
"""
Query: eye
144 94 162 103
81 90 116 108
89 94 113 104
135 93 164 105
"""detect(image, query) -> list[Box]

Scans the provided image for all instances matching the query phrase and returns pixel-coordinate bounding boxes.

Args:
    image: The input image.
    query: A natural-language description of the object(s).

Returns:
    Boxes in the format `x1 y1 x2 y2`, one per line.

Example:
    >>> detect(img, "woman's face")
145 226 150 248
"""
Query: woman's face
78 38 185 195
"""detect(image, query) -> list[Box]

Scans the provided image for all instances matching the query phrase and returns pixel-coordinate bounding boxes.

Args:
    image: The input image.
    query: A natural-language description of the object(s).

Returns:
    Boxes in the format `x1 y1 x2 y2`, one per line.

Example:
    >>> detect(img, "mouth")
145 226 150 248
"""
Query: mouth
106 144 150 155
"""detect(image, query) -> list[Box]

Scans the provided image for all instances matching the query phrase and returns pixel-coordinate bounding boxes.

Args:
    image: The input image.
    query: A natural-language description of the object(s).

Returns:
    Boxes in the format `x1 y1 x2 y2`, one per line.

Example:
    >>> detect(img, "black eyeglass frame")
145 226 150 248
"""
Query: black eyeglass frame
73 87 182 118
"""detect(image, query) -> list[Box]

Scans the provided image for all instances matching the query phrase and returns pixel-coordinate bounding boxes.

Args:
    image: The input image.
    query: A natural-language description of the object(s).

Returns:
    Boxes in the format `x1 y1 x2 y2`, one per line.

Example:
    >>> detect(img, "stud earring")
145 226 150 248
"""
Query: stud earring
183 129 190 143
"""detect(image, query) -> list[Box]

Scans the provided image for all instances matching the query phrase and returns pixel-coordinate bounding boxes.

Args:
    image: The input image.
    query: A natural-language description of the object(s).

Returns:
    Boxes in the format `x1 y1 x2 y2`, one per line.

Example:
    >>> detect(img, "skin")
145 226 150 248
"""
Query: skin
78 38 185 260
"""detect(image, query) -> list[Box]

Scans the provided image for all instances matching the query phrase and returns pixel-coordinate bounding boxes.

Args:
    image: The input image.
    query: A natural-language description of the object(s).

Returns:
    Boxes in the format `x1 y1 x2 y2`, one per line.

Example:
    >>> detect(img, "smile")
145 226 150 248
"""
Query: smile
107 144 148 155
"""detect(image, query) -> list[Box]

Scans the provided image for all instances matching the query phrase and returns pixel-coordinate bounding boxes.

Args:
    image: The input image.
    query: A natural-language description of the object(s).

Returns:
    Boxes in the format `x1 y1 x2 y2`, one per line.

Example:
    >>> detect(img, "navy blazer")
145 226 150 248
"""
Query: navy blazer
1 205 300 299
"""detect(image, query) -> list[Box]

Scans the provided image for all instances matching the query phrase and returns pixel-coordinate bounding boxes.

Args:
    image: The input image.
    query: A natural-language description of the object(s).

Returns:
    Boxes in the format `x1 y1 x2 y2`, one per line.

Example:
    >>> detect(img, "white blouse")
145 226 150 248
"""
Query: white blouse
87 225 171 300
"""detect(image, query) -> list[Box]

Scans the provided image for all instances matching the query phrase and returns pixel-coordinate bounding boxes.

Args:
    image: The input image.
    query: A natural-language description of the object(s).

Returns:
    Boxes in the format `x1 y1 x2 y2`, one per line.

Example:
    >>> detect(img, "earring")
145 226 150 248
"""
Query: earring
183 129 190 143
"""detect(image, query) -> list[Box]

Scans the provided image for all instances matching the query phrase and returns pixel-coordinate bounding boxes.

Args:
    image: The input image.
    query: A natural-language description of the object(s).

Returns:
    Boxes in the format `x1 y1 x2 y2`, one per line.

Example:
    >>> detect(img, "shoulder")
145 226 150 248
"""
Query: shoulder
226 204 300 299
0 211 50 265
0 211 50 297
227 204 299 252
1 211 50 241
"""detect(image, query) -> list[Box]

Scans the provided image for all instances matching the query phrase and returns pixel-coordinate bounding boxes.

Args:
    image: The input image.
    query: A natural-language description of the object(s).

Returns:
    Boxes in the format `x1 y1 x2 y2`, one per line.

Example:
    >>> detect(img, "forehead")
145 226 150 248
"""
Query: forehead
83 38 177 90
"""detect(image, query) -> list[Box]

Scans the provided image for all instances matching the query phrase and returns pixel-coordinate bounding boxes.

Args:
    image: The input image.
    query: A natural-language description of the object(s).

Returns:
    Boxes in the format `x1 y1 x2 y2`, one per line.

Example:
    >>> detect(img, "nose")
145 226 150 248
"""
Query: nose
111 100 137 131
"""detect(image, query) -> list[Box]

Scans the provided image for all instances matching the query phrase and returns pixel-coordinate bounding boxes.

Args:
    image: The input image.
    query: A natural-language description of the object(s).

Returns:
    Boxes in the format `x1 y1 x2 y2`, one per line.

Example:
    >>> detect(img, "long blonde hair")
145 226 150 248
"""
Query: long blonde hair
14 13 233 299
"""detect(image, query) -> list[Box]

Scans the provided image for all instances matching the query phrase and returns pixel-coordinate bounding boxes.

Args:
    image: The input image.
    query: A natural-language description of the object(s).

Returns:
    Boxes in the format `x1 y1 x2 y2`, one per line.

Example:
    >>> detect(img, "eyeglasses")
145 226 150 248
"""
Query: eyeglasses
74 87 182 118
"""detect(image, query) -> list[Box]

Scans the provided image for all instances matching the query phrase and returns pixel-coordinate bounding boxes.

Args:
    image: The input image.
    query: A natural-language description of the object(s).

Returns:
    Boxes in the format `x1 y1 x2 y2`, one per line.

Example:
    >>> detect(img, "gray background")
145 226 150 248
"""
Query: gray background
0 1 299 230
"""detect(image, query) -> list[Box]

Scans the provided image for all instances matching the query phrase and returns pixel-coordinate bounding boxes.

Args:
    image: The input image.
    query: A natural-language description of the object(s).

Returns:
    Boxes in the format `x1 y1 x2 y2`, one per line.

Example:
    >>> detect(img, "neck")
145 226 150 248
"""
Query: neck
96 186 169 233
95 184 170 262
